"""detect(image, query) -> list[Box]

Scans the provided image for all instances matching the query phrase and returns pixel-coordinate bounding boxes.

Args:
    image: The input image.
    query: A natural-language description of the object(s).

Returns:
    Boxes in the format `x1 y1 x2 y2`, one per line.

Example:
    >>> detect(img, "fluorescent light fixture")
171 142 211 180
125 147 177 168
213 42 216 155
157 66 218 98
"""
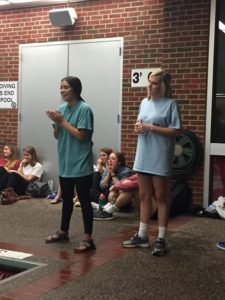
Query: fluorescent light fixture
0 0 65 3
219 21 225 33
10 0 45 2
0 0 10 5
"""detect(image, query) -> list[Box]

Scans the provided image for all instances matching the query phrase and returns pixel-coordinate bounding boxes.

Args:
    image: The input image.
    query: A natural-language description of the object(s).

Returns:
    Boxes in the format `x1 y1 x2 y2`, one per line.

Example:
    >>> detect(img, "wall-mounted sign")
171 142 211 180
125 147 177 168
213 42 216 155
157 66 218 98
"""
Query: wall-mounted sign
131 68 158 87
0 81 18 109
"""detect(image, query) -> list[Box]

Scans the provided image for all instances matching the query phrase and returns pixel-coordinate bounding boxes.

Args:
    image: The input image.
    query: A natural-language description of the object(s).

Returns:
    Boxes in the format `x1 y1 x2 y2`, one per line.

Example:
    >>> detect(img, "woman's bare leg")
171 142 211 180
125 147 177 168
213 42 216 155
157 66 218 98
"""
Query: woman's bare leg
138 173 154 223
152 176 169 228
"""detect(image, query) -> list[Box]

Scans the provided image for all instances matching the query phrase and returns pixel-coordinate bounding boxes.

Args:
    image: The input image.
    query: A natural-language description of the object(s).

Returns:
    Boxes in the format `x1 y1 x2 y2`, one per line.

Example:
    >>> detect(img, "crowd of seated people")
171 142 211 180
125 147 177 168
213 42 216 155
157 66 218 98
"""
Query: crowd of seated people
47 148 142 221
0 144 43 202
0 144 143 218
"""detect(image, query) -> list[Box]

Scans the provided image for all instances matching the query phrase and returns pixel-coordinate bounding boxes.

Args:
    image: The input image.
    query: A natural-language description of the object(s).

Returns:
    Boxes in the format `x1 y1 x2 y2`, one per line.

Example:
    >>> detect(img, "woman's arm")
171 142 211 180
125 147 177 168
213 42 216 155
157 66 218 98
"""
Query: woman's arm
60 119 88 141
136 122 181 137
47 110 88 141
12 160 42 182
14 171 37 182
100 171 111 189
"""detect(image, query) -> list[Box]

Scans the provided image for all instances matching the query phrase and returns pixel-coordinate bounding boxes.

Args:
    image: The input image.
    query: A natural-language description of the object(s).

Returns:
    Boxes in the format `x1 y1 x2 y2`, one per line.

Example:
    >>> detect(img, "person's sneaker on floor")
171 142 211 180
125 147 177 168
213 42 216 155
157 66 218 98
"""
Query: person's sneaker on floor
122 233 150 248
47 191 57 199
93 209 102 218
152 238 167 256
93 209 114 220
216 241 225 250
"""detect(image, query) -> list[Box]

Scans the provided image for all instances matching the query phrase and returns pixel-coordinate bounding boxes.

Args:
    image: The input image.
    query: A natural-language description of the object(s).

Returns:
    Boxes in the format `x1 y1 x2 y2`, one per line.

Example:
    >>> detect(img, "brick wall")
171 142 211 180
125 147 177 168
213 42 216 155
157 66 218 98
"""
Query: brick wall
0 0 211 205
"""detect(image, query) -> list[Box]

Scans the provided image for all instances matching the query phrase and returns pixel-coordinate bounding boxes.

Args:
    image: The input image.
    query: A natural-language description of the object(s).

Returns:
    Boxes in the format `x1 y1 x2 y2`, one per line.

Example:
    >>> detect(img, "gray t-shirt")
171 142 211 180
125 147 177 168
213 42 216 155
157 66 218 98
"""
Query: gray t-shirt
133 97 182 177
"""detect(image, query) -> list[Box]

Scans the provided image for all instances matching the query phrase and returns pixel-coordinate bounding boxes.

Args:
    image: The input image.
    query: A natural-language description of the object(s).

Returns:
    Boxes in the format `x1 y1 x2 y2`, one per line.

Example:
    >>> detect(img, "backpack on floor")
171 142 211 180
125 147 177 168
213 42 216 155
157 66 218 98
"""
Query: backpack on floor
25 181 51 198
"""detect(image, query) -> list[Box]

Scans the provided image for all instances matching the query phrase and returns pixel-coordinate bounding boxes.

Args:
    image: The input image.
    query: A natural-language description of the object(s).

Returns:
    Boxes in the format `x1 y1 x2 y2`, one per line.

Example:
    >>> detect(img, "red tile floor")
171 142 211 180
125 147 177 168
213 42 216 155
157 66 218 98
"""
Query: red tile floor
0 215 193 300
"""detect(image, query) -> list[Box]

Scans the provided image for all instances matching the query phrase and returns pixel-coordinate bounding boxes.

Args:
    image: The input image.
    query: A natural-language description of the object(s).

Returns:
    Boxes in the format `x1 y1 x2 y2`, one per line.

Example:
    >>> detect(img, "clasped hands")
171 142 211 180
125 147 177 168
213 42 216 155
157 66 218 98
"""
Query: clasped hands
106 162 117 178
46 110 63 124
135 120 145 133
135 120 153 133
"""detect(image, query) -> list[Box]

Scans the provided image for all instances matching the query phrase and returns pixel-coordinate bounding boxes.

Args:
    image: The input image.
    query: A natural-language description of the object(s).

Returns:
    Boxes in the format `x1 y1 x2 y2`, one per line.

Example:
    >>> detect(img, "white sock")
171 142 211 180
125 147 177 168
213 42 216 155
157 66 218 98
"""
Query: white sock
105 203 117 214
138 222 148 238
158 226 167 240
103 202 111 210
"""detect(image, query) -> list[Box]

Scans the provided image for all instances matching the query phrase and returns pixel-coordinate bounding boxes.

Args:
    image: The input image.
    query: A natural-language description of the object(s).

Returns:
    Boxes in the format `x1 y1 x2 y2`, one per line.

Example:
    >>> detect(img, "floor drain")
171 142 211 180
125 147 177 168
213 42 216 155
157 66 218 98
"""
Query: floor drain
0 257 46 284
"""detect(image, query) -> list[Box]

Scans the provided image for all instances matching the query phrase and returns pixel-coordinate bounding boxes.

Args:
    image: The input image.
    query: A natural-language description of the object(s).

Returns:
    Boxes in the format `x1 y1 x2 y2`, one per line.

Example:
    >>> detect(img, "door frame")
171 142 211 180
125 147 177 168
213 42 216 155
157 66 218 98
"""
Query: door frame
203 0 218 207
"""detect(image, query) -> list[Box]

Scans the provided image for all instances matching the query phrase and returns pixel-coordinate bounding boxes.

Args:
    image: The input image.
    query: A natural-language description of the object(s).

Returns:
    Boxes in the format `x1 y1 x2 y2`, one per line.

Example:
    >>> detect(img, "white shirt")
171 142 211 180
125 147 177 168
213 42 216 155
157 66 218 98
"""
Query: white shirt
20 162 43 179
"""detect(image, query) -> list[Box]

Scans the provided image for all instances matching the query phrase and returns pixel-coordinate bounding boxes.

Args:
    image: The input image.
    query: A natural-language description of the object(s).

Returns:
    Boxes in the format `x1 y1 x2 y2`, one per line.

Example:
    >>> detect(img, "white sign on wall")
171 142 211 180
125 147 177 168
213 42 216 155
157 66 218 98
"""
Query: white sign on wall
0 81 18 109
131 68 158 87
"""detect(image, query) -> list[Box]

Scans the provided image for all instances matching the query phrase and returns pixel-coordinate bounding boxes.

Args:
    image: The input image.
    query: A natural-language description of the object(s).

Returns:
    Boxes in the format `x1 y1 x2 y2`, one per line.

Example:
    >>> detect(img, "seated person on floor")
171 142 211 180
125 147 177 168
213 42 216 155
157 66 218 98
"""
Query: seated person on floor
0 145 43 197
93 151 132 220
90 147 113 205
94 173 158 221
0 144 20 169
104 174 157 218
0 144 20 190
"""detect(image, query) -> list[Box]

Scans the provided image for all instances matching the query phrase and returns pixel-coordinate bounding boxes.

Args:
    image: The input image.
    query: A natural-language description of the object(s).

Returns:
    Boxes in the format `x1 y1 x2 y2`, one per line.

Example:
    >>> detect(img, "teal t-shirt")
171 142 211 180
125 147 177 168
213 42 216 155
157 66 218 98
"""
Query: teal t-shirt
57 101 94 178
133 97 182 177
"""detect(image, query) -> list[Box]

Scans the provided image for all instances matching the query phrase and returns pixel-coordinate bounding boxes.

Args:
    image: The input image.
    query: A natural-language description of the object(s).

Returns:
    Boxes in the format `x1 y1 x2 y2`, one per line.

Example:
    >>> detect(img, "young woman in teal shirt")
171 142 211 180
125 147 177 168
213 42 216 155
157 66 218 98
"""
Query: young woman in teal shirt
46 76 95 252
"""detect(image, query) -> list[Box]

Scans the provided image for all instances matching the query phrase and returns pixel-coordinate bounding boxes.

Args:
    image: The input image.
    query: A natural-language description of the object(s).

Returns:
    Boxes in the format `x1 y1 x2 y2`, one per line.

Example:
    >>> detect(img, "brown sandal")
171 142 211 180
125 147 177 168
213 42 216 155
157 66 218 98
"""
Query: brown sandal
73 239 96 253
45 231 69 243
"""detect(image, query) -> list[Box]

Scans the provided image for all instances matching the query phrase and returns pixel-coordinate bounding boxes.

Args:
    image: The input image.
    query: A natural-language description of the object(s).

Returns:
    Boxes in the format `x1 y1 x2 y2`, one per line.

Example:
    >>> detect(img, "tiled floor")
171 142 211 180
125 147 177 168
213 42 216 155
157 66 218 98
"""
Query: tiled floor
0 215 193 300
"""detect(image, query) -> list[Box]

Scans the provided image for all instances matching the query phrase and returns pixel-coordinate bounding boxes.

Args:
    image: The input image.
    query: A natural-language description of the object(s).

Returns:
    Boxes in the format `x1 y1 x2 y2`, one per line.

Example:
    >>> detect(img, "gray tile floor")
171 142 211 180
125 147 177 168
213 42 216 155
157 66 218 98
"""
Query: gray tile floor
0 199 225 299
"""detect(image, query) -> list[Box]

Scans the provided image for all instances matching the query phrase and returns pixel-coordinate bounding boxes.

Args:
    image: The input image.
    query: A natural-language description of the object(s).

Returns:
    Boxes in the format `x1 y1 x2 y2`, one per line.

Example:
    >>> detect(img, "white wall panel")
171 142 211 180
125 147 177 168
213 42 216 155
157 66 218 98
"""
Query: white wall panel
19 43 68 185
68 39 122 158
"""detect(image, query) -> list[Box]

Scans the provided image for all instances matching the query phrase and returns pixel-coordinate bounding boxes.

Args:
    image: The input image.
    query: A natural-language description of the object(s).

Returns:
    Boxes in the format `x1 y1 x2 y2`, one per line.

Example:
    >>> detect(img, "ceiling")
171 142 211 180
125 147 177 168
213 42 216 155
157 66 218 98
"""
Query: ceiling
0 0 89 10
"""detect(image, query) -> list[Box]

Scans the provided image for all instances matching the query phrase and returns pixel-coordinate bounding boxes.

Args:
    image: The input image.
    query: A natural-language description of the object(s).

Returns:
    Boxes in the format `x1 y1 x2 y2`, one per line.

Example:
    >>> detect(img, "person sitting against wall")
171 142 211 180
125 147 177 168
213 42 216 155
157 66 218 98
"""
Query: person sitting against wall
93 151 132 220
94 173 138 220
89 147 113 208
0 145 43 198
104 173 157 218
0 144 20 191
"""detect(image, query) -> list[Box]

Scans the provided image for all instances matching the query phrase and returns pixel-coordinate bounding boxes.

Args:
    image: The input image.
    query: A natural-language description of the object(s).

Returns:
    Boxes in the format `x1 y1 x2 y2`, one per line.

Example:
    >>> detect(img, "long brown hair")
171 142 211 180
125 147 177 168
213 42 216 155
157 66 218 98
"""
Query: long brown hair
100 147 113 157
61 76 84 101
112 151 126 166
23 145 38 166
4 144 19 169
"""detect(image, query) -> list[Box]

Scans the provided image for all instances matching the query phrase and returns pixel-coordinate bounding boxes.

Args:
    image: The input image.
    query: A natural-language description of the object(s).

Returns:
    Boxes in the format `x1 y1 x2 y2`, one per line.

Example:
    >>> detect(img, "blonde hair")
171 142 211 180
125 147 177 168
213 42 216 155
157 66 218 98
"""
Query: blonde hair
147 68 172 99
